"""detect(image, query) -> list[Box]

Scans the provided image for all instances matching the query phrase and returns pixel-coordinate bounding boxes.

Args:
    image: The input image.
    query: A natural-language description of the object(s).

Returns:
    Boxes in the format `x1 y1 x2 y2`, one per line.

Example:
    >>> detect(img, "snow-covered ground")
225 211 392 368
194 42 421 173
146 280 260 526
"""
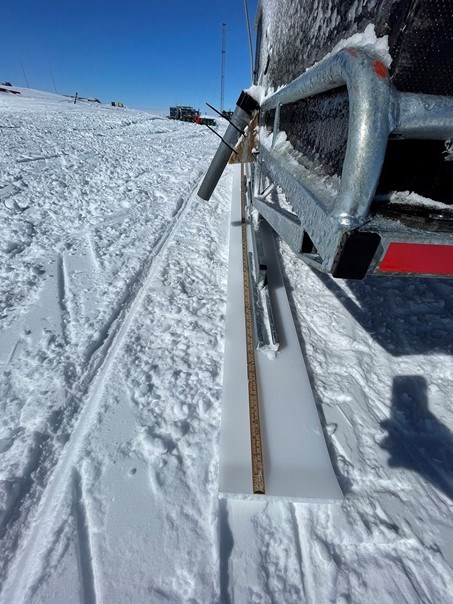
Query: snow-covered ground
1 87 453 603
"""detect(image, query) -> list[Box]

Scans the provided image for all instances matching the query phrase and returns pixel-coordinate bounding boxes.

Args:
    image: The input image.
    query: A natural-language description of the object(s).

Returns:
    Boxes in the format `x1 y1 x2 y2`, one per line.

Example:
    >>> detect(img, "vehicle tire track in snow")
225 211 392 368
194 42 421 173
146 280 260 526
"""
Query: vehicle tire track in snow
17 154 61 164
0 254 77 583
289 502 310 604
80 178 203 382
72 469 97 604
56 253 70 347
85 229 101 272
0 176 204 604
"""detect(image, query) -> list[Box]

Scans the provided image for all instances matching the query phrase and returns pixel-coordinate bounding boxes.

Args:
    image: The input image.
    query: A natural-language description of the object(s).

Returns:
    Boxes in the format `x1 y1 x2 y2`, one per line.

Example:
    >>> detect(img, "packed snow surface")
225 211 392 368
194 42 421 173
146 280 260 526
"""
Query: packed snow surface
1 87 453 603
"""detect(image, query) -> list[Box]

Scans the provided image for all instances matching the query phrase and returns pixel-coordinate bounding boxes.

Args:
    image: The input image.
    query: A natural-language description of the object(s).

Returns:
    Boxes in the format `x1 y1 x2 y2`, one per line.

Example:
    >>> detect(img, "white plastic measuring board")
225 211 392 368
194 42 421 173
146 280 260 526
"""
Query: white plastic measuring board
219 164 343 500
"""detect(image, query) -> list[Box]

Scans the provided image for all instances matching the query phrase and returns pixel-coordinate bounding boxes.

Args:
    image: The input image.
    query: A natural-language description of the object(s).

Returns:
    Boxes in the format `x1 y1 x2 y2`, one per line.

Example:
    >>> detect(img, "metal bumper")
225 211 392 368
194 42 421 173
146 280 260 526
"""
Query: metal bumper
254 48 453 278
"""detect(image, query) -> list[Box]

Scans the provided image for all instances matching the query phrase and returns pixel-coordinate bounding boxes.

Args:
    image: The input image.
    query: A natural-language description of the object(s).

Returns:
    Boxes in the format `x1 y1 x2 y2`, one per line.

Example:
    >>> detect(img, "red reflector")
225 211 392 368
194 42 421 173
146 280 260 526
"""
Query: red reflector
373 60 388 78
379 243 453 275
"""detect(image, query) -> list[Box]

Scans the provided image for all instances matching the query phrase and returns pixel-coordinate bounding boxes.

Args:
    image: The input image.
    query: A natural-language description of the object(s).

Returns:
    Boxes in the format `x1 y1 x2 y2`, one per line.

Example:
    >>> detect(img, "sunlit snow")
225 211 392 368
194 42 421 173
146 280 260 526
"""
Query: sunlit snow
1 86 453 604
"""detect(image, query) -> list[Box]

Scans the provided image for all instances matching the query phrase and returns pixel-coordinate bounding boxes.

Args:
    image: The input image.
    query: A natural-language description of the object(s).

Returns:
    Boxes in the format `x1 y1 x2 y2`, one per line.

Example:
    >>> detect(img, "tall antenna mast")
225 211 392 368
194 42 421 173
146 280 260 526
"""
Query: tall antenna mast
243 0 254 83
220 23 226 112
49 68 58 94
20 60 30 89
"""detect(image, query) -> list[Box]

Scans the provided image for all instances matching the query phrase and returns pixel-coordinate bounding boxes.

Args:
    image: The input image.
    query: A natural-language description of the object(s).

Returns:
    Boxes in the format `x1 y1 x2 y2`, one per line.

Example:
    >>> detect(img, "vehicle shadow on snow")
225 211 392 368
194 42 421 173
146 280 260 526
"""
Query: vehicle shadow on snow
276 247 453 497
380 376 453 502
277 253 453 496
312 271 453 357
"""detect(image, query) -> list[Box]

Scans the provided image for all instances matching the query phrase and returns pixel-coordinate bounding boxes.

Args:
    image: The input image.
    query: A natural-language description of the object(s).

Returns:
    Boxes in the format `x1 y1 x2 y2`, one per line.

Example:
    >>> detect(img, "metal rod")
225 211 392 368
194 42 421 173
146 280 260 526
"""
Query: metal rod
272 103 281 149
205 125 238 154
20 60 30 88
49 68 58 94
221 23 227 112
243 0 254 83
206 102 245 135
396 92 453 139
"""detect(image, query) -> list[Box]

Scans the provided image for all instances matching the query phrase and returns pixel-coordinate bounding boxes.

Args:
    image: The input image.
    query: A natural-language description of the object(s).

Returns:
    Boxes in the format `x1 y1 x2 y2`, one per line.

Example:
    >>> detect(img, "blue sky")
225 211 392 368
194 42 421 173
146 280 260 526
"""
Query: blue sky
0 0 258 111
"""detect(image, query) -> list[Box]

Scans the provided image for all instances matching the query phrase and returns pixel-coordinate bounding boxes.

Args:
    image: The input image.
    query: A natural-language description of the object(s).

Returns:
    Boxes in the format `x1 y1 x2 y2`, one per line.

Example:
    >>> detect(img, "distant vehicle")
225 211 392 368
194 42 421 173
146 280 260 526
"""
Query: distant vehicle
169 105 216 127
0 86 20 95
111 101 124 108
1 82 12 87
169 105 200 120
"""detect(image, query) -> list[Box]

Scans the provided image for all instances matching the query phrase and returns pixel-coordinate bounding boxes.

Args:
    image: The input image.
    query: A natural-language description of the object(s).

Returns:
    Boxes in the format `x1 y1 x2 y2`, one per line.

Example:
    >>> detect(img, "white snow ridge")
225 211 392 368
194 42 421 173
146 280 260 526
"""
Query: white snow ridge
1 87 453 604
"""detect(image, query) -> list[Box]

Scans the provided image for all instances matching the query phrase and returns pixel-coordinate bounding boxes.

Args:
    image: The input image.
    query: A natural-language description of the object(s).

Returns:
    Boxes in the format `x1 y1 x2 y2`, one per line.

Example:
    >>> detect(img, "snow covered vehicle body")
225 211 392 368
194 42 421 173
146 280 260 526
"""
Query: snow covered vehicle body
252 0 453 279
200 0 453 279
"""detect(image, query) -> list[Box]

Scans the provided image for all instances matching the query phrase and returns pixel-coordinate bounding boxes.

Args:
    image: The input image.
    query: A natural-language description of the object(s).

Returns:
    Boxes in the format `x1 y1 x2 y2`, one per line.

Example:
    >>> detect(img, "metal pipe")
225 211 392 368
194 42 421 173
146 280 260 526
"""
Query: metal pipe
396 93 453 139
271 103 281 149
198 91 259 201
259 48 453 229
262 49 393 226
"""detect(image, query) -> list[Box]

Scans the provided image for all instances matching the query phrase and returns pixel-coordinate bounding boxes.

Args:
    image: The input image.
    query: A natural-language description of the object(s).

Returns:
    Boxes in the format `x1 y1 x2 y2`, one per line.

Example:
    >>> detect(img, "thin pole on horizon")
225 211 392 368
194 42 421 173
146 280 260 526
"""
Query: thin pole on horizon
220 23 226 113
243 0 254 83
20 60 30 88
49 68 58 94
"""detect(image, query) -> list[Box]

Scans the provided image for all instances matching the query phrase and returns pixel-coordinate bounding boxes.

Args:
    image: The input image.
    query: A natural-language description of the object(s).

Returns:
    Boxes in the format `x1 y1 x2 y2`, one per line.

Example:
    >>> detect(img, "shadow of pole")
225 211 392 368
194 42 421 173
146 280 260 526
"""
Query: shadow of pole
380 376 453 502
218 498 234 604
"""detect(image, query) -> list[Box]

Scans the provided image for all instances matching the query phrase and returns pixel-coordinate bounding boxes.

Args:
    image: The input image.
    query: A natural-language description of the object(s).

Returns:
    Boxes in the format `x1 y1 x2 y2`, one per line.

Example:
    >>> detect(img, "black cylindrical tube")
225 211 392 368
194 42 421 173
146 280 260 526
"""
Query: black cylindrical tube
198 91 259 201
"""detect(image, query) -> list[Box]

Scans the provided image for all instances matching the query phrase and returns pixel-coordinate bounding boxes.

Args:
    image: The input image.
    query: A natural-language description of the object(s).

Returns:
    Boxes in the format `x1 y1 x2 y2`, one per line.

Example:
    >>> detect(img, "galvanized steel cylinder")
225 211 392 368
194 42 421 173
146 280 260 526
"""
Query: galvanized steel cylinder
198 91 259 201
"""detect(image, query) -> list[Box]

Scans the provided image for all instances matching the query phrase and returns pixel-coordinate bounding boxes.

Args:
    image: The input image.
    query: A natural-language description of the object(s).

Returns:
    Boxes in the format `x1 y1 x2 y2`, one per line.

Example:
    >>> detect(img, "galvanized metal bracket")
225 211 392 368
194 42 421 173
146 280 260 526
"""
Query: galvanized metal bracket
254 48 453 276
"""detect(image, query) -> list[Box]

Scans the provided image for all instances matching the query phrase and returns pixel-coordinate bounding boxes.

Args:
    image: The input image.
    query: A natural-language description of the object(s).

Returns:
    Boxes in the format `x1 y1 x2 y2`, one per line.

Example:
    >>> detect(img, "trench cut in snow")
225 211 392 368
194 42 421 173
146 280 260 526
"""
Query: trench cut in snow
219 164 343 500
